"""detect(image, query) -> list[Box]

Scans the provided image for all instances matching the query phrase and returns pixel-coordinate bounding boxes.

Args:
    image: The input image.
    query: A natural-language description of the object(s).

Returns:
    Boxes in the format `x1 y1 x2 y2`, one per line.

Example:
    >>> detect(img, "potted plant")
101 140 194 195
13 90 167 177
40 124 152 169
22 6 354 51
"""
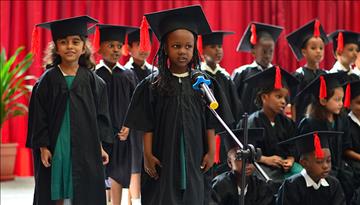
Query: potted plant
0 46 34 181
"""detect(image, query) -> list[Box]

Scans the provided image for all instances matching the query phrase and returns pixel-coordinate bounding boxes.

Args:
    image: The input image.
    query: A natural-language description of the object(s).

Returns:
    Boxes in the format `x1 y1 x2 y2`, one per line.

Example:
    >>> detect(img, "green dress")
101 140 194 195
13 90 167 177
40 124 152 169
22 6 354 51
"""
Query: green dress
51 76 74 200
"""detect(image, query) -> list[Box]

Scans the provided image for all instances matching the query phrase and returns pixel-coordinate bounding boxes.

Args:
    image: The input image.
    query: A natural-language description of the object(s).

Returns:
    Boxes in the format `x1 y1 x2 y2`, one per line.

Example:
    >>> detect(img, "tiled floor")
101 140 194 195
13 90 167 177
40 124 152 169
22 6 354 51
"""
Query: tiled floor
1 177 129 205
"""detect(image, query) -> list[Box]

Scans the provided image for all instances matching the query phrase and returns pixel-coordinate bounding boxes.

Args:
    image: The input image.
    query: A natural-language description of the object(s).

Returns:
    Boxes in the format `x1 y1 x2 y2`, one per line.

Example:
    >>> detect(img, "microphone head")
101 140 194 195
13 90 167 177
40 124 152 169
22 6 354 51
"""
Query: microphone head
190 69 204 83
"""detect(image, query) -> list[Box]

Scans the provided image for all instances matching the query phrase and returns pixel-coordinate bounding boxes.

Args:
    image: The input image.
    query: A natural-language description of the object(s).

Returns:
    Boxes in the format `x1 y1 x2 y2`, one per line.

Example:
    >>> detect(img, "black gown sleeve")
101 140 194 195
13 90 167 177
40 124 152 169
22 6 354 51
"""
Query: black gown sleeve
276 178 302 205
26 81 39 148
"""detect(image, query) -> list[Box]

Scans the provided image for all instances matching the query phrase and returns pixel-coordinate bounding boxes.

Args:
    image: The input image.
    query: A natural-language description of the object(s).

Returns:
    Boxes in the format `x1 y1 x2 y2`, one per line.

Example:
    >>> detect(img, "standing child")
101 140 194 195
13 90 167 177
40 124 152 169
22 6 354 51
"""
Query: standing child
92 24 139 205
329 30 360 81
201 31 243 174
238 66 299 184
286 19 329 124
124 5 233 205
26 16 112 205
232 22 283 114
276 131 346 205
296 72 355 203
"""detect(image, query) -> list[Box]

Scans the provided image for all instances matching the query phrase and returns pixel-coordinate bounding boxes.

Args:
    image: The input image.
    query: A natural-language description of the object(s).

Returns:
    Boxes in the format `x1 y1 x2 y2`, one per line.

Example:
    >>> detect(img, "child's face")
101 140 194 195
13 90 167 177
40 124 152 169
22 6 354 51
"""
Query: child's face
261 88 288 114
300 148 331 182
203 44 223 65
355 52 360 68
165 29 194 72
99 40 122 65
302 37 325 65
227 149 254 176
321 87 344 115
252 38 275 67
351 95 360 117
56 35 85 64
336 43 359 66
128 41 151 63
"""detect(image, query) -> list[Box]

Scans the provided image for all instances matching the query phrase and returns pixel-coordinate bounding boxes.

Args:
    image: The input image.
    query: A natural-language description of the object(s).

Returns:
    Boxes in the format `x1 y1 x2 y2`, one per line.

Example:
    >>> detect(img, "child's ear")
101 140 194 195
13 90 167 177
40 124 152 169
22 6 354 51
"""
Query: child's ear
250 47 256 57
227 158 232 169
301 48 307 57
319 98 328 106
261 93 268 104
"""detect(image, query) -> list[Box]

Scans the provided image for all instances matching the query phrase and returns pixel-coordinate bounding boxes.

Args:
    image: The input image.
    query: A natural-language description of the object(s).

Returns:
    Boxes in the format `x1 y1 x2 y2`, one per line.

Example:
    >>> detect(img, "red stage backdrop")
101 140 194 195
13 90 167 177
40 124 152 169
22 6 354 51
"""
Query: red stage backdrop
1 0 359 176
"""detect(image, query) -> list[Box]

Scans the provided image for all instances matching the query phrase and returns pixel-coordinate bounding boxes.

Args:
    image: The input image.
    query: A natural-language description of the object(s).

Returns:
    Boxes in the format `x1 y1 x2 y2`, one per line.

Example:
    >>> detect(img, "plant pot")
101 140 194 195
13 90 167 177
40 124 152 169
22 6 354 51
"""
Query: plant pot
0 143 18 181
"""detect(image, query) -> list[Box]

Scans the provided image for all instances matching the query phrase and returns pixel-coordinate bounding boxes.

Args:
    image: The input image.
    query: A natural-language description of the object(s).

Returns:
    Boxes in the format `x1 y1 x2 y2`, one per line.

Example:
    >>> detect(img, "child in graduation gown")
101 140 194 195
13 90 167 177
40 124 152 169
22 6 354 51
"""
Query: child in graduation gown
329 30 360 81
26 16 112 205
211 128 276 205
124 5 234 205
92 24 139 205
276 131 346 205
200 31 244 174
296 72 355 203
286 19 329 125
344 80 360 190
238 66 300 184
231 22 284 114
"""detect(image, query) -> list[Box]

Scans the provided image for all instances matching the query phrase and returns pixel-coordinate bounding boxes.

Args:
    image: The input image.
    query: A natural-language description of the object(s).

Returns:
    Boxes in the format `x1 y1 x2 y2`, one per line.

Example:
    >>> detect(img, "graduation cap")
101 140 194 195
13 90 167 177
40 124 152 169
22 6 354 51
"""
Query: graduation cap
236 22 284 52
31 15 98 56
144 5 212 41
201 31 235 46
295 72 348 102
278 131 343 159
343 80 360 109
127 28 153 44
219 128 264 154
286 19 329 61
328 30 360 54
243 66 299 90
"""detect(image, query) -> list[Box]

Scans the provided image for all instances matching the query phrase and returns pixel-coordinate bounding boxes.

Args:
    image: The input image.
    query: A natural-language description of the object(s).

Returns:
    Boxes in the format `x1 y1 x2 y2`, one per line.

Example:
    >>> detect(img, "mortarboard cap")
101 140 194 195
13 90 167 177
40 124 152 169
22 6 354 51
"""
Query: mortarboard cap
128 28 153 44
236 22 283 52
219 128 264 153
144 5 212 41
88 24 138 43
286 19 329 61
328 30 360 54
278 131 342 158
201 31 235 46
243 66 299 90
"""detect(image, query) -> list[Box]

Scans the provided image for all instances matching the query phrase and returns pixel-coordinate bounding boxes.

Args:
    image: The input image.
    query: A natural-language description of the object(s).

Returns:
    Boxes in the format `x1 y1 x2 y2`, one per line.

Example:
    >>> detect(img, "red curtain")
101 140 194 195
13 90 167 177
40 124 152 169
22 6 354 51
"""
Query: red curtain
1 0 359 176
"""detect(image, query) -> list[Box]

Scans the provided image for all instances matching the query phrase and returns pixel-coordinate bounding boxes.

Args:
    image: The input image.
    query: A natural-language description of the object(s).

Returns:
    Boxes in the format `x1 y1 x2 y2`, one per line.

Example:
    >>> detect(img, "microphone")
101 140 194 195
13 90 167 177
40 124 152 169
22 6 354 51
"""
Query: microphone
191 70 219 110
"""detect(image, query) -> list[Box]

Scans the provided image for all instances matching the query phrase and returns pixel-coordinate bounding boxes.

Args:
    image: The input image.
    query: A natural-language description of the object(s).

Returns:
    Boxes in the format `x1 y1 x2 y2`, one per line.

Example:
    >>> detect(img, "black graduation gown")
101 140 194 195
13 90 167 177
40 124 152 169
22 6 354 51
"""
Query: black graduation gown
124 71 234 205
297 114 355 203
95 66 138 186
232 66 262 114
276 173 346 205
292 67 326 125
26 66 113 205
211 171 275 205
347 115 360 188
130 62 154 83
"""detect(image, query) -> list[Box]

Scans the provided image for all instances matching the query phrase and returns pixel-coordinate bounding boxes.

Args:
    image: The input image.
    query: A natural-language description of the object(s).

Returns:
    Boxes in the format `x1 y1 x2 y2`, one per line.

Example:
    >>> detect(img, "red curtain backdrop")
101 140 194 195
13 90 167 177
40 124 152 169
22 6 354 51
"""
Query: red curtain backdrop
1 0 359 176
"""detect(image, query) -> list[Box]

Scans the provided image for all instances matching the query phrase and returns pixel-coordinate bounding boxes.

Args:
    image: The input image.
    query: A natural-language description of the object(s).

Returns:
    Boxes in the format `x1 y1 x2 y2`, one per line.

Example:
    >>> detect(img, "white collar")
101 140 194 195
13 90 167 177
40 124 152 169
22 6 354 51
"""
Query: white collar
95 60 125 73
124 57 152 70
349 111 360 127
300 169 329 190
231 61 272 79
237 185 248 196
330 61 354 75
353 67 360 76
201 62 226 75
172 72 189 78
249 60 273 71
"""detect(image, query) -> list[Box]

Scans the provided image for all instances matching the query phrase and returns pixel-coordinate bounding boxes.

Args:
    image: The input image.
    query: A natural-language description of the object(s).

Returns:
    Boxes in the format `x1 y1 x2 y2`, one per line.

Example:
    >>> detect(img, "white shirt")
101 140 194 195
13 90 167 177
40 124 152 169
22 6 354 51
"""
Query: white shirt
237 185 248 196
349 111 360 127
95 60 125 74
329 61 356 76
200 62 230 76
231 60 273 80
353 67 360 76
172 71 189 83
124 57 157 71
300 169 329 190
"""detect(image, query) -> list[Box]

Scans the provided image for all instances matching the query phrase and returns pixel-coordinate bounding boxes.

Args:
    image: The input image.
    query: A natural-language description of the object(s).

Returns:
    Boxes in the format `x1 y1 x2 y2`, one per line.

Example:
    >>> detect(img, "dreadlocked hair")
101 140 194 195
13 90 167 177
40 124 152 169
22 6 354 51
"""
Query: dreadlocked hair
151 31 201 96
43 35 95 69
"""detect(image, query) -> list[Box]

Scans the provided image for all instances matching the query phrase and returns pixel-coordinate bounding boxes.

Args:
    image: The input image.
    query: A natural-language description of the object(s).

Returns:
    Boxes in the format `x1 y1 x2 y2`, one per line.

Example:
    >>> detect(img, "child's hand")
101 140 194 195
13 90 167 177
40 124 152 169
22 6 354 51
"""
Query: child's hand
144 153 161 180
260 155 283 168
40 147 52 168
282 157 295 172
101 147 109 165
201 152 214 172
118 126 129 141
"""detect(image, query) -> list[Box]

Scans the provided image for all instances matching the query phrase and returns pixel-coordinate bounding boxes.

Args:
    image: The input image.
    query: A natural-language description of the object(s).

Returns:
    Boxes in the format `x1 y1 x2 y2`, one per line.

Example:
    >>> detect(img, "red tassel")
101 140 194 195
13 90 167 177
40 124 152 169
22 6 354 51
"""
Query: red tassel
250 24 257 45
139 16 151 52
214 135 221 164
337 32 344 53
314 19 320 37
122 34 129 56
197 35 203 56
31 26 39 57
319 76 327 99
274 66 283 89
314 132 324 159
344 83 351 109
93 26 100 53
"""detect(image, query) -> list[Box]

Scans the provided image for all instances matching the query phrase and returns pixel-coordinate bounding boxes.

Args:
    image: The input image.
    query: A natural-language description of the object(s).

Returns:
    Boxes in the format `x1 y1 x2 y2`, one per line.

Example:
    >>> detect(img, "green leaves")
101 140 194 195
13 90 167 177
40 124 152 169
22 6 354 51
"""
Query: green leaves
0 47 35 129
